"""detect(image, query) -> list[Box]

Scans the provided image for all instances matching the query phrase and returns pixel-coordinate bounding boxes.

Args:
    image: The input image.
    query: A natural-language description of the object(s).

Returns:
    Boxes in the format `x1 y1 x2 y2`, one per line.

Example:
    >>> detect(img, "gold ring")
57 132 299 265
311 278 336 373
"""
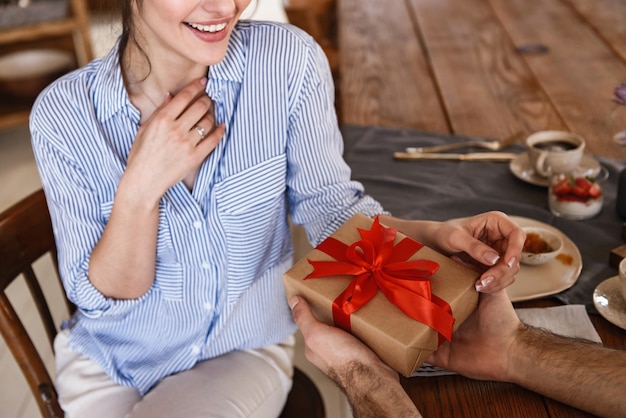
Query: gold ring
195 125 206 139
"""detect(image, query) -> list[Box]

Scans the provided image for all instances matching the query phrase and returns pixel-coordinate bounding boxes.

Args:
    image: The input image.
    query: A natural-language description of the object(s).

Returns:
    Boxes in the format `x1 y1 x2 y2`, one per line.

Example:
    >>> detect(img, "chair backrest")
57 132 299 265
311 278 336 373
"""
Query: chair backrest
0 189 70 418
283 0 337 49
284 0 341 122
284 0 338 71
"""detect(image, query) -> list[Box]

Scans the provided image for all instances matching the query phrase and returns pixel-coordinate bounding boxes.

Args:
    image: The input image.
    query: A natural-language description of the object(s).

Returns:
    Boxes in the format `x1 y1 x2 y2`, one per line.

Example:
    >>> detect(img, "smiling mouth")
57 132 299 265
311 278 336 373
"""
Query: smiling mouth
186 22 228 33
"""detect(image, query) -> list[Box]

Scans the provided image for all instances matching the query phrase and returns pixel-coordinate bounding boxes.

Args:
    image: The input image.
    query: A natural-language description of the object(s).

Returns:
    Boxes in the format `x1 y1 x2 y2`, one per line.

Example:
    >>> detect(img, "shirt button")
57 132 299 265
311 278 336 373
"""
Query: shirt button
193 221 202 229
201 261 211 270
204 302 212 311
191 345 201 355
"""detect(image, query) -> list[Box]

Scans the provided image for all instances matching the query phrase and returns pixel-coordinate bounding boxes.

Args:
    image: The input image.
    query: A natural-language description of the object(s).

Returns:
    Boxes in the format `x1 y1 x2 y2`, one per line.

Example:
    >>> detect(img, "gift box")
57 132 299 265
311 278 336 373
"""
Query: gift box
283 213 479 376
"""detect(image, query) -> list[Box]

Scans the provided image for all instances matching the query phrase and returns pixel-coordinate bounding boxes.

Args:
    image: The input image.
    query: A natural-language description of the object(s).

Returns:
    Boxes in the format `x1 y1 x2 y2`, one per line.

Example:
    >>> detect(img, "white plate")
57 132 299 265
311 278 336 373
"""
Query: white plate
593 276 626 330
506 216 582 302
509 153 601 187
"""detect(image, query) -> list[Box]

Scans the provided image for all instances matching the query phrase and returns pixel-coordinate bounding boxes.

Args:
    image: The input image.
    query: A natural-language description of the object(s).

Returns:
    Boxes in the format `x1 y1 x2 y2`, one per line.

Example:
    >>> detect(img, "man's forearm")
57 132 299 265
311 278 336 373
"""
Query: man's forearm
327 361 422 418
510 325 625 417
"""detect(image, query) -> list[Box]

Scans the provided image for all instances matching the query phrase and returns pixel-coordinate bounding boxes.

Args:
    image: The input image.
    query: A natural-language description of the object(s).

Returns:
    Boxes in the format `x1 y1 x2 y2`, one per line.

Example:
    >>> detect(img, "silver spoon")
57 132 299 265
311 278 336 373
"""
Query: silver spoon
405 131 523 154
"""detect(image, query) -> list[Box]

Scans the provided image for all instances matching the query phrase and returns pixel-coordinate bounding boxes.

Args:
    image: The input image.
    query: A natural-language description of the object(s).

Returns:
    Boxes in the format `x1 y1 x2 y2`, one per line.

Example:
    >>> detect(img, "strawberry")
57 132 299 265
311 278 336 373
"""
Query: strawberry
574 177 593 189
571 185 589 197
551 174 602 203
588 183 602 198
551 178 572 196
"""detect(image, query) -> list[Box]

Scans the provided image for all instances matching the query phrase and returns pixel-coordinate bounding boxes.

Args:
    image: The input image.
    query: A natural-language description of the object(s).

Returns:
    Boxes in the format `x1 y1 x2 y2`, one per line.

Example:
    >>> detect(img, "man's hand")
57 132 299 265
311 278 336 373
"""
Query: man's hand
289 296 422 417
289 296 389 379
429 290 626 417
427 290 521 382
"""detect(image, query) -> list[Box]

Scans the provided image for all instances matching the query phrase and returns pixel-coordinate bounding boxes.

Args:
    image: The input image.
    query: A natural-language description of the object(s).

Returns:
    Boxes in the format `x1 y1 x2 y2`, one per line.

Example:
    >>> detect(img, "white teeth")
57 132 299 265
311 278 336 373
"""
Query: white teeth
188 22 227 33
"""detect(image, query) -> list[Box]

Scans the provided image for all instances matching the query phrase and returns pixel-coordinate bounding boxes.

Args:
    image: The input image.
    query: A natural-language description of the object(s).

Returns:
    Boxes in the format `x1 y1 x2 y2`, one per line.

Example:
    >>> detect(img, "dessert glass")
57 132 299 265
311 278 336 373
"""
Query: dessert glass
548 166 608 220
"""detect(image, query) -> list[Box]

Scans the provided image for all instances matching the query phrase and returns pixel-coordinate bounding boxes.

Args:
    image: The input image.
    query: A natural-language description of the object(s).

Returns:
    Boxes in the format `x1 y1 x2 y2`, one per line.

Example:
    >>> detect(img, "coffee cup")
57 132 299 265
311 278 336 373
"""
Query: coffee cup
618 258 626 301
526 131 585 177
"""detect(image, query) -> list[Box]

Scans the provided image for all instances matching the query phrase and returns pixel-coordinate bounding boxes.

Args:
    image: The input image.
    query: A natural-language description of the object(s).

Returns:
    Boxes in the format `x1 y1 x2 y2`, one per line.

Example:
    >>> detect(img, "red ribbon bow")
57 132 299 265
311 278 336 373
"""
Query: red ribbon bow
305 216 455 342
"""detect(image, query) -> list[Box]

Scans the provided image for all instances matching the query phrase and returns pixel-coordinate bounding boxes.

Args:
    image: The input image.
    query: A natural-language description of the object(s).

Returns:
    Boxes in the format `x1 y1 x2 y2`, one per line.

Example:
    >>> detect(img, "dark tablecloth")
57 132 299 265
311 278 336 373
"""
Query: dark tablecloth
341 125 626 312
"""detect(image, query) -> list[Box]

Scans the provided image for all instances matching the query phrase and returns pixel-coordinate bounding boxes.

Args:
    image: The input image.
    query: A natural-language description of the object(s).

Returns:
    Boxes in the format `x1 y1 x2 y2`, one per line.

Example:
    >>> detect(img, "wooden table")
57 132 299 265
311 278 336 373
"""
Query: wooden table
338 0 626 161
338 1 626 416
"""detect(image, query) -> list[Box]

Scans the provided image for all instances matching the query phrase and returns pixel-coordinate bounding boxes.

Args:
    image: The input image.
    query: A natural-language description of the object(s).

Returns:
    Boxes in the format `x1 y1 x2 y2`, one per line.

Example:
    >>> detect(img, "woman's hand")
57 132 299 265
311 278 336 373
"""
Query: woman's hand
429 211 525 292
380 211 525 293
124 77 225 203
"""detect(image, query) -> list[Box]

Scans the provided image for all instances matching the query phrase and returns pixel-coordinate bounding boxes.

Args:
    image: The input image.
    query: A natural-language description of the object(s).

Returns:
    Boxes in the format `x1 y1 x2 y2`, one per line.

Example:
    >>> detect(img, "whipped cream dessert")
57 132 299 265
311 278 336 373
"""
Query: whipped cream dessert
548 173 603 220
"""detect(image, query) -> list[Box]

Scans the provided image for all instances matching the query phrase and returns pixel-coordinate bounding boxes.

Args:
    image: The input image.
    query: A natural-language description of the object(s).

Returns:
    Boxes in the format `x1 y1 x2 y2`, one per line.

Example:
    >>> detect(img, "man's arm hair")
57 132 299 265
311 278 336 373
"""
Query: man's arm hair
510 325 625 417
327 361 422 418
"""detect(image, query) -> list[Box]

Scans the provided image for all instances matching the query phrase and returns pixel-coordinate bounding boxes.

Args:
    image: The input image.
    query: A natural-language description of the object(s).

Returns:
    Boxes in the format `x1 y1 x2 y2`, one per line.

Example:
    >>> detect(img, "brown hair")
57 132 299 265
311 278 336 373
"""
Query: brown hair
95 0 149 77
117 0 138 62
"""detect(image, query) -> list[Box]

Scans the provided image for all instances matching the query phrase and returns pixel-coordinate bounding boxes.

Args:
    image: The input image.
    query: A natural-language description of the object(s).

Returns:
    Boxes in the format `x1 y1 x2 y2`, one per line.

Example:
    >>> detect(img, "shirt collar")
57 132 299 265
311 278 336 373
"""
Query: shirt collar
211 22 247 83
93 25 248 124
93 43 130 124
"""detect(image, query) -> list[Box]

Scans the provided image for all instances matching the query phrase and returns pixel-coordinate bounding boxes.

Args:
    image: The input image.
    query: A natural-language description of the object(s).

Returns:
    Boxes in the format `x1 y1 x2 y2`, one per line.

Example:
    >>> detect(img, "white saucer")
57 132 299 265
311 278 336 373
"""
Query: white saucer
593 276 626 330
506 216 582 302
509 153 601 187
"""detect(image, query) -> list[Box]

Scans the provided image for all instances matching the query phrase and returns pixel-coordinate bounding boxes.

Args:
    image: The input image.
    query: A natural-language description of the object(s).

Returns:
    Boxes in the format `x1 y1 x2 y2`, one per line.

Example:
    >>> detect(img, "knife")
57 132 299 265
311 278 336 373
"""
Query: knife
393 152 519 161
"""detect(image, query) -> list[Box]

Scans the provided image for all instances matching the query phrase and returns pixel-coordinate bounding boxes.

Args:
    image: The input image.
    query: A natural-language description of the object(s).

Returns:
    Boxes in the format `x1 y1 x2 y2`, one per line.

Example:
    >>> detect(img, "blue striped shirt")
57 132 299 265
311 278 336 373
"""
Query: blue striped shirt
30 21 385 395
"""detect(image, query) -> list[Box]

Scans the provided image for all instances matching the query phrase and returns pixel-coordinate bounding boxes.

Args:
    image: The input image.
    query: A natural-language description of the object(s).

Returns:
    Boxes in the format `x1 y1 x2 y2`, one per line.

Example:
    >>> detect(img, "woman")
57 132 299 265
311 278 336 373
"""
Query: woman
30 1 524 416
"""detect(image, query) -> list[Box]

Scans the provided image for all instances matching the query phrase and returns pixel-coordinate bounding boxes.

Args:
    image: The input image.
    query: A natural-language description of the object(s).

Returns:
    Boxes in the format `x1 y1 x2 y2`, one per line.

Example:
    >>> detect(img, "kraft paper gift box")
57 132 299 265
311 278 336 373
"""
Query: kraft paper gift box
283 213 479 376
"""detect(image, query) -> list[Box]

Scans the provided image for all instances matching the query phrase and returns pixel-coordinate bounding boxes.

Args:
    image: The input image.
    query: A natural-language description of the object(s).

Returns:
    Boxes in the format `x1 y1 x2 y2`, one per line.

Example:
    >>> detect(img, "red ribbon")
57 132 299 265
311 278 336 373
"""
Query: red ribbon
305 216 454 342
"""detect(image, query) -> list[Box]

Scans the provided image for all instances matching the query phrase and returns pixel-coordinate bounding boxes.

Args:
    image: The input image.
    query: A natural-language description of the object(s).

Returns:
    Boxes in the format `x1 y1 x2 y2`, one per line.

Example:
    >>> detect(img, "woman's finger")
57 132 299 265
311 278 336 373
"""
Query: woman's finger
159 77 208 120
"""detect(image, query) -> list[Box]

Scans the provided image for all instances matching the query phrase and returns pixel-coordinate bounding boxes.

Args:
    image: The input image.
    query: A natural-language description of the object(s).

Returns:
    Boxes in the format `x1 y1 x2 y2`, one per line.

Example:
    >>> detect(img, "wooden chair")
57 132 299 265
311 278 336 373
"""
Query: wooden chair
283 0 341 121
283 0 338 63
0 189 66 418
0 189 325 418
0 0 94 130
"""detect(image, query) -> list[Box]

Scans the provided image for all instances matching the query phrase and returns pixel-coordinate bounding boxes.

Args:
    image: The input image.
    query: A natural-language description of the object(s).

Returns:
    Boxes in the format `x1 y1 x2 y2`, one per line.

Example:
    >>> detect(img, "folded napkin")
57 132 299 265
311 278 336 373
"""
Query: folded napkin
515 304 601 343
411 304 600 377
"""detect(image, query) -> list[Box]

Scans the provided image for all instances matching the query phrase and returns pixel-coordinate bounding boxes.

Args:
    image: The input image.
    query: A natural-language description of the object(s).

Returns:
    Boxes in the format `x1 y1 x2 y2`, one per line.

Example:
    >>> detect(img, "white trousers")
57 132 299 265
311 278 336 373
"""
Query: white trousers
54 330 295 418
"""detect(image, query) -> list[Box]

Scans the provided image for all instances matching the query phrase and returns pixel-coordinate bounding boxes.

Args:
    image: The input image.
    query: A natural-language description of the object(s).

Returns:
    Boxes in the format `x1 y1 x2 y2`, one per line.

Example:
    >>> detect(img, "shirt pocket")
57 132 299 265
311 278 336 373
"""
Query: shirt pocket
214 155 289 301
100 200 184 301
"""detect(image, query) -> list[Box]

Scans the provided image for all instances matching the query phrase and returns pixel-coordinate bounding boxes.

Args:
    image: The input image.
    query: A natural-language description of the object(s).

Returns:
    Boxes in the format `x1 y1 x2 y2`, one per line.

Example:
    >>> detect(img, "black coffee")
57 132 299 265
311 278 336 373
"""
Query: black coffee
532 140 578 151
